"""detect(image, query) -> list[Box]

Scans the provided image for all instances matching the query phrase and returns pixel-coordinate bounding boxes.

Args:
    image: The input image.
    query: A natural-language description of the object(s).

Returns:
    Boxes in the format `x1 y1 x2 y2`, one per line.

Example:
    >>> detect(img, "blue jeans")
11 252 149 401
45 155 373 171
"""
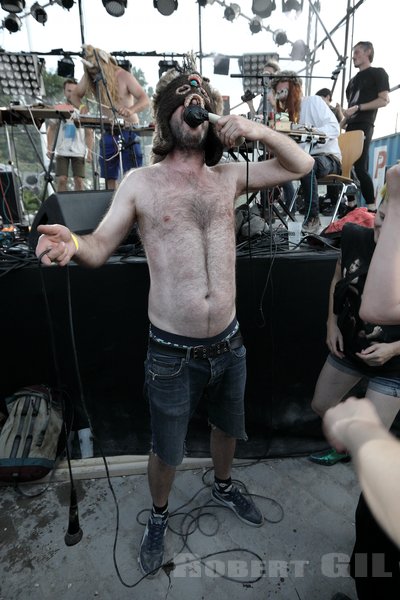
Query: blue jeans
327 353 400 397
300 154 341 219
99 130 143 180
144 342 247 467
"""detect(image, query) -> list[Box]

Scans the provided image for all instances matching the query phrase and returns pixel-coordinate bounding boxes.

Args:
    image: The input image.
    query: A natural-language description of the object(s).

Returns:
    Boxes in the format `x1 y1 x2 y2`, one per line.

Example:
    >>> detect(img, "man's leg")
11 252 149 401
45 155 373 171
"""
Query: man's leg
210 426 236 480
148 452 176 508
73 176 84 191
57 175 68 192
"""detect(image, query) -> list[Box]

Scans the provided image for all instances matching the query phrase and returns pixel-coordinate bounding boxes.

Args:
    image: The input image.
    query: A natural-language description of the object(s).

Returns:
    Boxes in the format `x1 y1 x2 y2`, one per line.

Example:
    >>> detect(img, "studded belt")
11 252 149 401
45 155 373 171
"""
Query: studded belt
149 331 243 360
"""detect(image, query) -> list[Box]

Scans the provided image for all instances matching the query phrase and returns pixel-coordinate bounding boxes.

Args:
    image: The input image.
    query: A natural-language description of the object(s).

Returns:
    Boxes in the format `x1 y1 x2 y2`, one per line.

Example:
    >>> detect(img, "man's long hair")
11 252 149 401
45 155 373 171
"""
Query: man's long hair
82 45 121 108
271 71 303 124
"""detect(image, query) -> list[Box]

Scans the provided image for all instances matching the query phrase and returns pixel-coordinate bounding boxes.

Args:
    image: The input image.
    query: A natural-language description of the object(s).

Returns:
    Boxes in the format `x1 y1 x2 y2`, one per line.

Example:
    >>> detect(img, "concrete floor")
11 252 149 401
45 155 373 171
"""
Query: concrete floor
1 456 359 600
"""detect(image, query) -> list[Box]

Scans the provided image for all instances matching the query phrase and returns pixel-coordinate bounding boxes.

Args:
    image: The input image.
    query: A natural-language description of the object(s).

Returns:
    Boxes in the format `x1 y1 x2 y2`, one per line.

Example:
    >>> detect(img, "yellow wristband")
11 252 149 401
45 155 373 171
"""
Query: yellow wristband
79 103 86 111
70 232 79 252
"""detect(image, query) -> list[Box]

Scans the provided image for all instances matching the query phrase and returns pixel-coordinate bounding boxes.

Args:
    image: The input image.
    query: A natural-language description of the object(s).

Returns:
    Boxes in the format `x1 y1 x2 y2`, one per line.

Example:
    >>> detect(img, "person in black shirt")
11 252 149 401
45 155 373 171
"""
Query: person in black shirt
341 41 390 211
309 189 400 466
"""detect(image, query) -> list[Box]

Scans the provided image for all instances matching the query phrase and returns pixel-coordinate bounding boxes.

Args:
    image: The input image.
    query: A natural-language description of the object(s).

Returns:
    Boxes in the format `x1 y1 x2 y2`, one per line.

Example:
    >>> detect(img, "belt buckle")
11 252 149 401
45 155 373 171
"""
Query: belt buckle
192 345 207 359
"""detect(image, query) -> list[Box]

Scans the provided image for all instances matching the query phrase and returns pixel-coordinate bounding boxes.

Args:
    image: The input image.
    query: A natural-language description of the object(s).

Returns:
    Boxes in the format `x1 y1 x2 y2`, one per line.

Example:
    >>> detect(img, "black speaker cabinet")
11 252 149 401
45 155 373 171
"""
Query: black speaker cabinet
0 171 21 223
29 189 113 249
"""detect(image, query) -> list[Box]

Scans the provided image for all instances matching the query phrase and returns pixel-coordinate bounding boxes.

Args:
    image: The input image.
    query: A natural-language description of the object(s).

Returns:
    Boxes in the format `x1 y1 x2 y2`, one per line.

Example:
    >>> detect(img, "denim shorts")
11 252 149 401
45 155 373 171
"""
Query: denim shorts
144 341 247 467
327 353 400 397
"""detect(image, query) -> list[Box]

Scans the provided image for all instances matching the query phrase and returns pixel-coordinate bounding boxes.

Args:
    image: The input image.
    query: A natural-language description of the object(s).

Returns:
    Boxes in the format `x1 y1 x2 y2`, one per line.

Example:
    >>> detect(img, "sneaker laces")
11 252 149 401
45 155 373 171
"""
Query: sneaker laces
146 515 167 551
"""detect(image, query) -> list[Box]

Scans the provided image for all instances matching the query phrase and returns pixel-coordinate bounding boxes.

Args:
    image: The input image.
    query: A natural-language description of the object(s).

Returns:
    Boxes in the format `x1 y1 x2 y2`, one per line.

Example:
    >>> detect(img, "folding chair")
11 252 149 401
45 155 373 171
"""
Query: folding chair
287 129 364 222
316 129 364 221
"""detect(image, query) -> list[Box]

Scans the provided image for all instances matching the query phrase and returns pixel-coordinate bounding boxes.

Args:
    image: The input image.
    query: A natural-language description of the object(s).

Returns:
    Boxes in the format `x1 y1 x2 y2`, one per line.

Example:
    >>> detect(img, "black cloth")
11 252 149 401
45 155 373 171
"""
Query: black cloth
345 67 390 127
349 493 400 600
333 223 400 375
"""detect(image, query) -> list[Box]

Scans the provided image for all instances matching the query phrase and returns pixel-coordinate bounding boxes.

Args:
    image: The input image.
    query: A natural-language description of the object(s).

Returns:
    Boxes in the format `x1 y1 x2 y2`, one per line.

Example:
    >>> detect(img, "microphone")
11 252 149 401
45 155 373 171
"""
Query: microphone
64 486 83 546
183 105 245 146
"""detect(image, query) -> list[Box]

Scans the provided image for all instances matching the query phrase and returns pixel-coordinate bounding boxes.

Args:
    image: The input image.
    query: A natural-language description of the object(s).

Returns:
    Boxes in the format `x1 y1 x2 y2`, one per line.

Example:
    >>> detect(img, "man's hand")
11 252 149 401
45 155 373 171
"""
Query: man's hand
36 224 77 266
323 397 383 454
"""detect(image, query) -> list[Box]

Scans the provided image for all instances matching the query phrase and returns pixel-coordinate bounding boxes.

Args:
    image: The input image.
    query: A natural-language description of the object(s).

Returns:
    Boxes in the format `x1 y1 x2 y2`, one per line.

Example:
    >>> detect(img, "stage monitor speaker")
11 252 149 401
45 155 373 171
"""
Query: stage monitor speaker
29 189 113 250
0 171 21 224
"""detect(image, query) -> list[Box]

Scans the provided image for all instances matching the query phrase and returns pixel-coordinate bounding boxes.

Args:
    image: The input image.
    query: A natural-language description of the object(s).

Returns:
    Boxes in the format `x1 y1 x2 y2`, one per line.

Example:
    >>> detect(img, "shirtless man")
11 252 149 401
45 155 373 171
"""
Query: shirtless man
35 68 314 576
70 44 150 189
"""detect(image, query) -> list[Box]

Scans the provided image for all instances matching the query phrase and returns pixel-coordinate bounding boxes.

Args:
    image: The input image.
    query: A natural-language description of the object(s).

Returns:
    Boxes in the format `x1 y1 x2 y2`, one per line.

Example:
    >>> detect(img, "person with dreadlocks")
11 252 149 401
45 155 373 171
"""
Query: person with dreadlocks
271 71 342 234
35 61 314 576
70 44 150 189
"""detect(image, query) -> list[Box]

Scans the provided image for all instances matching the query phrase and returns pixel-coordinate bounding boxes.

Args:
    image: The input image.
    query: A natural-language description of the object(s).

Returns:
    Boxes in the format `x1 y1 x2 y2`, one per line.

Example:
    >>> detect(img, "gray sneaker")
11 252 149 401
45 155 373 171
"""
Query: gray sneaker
211 485 263 527
138 512 168 576
302 216 321 234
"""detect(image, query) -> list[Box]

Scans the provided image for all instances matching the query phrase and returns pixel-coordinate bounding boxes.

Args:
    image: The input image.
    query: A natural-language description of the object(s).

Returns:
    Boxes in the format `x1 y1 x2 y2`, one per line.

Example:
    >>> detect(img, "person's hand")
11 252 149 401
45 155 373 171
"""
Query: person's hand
86 149 93 163
46 150 54 160
326 319 344 358
117 105 133 119
323 397 382 453
355 343 396 366
343 105 358 120
36 224 77 266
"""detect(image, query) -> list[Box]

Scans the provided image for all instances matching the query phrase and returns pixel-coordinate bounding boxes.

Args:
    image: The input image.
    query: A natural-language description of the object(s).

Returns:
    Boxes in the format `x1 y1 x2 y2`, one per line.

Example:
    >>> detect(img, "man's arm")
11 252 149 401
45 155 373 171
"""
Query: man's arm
342 90 390 124
84 128 94 162
68 76 89 110
46 120 57 159
323 398 400 548
36 170 138 268
360 164 400 324
214 115 314 195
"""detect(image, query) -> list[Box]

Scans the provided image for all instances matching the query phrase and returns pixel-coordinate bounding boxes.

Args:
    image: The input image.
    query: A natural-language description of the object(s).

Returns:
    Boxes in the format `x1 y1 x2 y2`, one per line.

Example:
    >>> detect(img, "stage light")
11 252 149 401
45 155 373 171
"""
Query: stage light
0 0 25 12
224 3 240 21
2 12 21 32
117 59 131 72
213 54 230 75
290 39 308 61
102 0 127 16
53 0 75 8
30 2 47 24
0 53 43 100
239 52 280 95
282 0 303 13
273 29 288 46
252 0 275 19
57 55 75 78
153 0 178 16
249 17 262 34
158 59 179 78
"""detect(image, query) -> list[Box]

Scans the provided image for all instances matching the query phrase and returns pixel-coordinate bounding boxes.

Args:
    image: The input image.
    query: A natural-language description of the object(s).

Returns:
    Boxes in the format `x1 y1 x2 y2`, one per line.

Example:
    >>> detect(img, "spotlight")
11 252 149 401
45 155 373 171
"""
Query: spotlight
158 59 179 78
153 0 178 16
30 2 47 24
224 3 240 21
117 59 131 72
282 0 303 13
0 0 25 12
2 12 22 32
273 29 288 46
290 39 309 61
57 56 75 78
239 52 280 95
249 17 263 34
252 0 275 18
102 0 127 16
213 54 230 75
54 0 75 8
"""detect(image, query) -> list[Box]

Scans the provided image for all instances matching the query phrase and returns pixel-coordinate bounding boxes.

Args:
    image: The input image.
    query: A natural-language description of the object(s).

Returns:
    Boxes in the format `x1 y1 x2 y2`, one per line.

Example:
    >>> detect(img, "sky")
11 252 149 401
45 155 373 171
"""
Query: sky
0 0 398 140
